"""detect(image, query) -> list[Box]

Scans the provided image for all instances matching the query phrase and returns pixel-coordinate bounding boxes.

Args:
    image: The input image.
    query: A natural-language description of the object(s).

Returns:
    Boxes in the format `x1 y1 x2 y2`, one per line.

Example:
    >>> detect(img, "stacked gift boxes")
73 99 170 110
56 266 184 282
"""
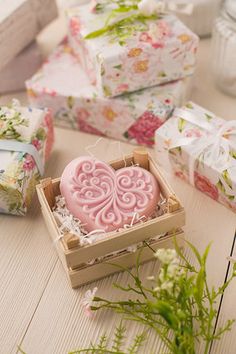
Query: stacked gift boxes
27 1 199 147
26 42 194 147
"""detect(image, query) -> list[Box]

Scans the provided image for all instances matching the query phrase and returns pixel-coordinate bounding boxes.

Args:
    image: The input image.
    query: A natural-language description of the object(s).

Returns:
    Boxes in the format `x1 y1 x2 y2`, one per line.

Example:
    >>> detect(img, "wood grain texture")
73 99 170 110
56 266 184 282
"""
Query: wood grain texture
211 235 236 354
0 11 236 354
15 129 236 354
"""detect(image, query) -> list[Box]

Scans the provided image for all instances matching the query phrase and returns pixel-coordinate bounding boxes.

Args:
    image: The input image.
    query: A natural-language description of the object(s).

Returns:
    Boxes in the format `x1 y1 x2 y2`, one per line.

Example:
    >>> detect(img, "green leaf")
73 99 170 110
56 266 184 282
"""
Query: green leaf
67 96 75 109
35 127 46 141
123 131 129 139
0 184 23 213
185 239 202 266
152 301 178 329
178 118 186 133
185 102 193 109
195 267 205 304
221 170 233 189
113 64 122 70
216 179 225 194
103 85 112 97
205 113 213 121
230 151 236 160
158 71 167 78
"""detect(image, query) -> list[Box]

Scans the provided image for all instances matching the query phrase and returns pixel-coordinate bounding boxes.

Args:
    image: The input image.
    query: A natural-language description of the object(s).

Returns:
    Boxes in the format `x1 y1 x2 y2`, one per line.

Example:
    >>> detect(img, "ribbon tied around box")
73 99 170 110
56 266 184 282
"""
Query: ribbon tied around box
169 107 236 198
0 140 44 176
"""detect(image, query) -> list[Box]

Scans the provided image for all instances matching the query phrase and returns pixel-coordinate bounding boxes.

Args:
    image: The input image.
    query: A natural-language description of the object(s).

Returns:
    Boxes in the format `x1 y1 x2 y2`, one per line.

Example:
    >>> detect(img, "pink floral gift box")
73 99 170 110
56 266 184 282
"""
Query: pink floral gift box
155 102 236 213
26 42 192 147
67 1 198 97
0 100 54 215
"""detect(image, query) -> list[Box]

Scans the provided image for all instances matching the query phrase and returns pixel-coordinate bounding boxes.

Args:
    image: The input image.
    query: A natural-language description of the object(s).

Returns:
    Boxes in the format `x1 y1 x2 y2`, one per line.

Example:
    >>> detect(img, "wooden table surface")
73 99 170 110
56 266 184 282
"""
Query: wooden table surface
0 11 236 354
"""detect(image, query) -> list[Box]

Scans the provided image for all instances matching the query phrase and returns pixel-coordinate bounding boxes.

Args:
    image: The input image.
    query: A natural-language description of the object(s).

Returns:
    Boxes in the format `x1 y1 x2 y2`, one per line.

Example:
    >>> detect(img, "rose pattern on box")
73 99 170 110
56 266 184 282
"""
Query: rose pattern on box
26 43 193 147
67 3 198 97
0 101 54 215
155 102 236 213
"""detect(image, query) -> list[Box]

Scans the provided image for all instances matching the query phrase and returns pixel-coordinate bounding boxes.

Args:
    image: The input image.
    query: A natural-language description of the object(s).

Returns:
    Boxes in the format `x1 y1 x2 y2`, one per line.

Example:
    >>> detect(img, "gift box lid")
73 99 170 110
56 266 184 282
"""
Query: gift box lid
67 2 199 58
26 42 190 111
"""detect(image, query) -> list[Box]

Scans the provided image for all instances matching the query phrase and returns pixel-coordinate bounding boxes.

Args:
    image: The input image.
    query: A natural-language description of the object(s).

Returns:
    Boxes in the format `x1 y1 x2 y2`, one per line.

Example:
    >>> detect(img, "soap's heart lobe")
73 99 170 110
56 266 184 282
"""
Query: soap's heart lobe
60 156 160 233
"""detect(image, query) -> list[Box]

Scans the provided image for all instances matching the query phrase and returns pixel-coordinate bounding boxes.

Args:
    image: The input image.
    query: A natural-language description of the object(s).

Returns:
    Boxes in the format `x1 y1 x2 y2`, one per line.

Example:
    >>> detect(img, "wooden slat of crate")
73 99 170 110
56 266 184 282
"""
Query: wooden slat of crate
68 230 185 288
64 209 185 269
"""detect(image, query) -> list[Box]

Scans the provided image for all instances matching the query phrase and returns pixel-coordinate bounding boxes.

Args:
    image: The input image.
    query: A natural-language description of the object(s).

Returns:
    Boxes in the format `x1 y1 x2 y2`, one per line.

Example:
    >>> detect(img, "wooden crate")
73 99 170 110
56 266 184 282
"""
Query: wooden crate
37 149 185 288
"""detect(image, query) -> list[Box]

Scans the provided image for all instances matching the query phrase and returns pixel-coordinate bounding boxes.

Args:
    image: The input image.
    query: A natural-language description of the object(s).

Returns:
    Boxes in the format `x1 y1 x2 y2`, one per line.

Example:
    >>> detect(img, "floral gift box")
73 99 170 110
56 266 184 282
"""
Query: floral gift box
0 100 54 215
155 102 236 213
26 42 193 147
67 0 198 97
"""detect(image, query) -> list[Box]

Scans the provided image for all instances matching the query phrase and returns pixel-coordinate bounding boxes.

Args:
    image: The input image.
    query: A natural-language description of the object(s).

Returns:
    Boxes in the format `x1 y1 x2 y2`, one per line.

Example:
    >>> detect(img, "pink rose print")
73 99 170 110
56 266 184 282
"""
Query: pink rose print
140 21 172 49
23 154 36 171
70 17 81 36
32 138 41 151
116 83 129 94
78 119 105 137
89 0 99 13
77 108 90 121
139 32 152 45
194 172 219 201
43 111 54 161
77 108 104 136
184 129 202 138
175 170 189 183
126 111 164 146
220 195 236 213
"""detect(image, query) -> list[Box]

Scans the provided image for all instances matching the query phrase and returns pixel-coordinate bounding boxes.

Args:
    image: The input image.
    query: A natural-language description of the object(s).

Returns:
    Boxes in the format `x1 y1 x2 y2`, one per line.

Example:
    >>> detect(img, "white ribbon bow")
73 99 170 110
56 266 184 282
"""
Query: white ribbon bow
170 107 236 198
138 0 194 17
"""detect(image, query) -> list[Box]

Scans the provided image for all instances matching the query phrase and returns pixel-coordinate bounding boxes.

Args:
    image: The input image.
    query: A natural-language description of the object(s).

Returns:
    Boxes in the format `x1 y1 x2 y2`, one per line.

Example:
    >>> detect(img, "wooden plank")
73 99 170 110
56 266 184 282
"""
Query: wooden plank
211 233 236 354
69 231 185 288
0 199 58 353
0 32 236 354
19 127 236 354
0 0 57 71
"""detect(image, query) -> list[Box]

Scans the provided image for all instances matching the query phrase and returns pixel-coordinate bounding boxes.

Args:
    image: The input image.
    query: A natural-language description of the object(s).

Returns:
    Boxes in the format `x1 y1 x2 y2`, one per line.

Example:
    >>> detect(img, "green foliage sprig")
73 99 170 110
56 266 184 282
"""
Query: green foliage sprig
85 0 161 43
78 240 236 354
69 322 146 354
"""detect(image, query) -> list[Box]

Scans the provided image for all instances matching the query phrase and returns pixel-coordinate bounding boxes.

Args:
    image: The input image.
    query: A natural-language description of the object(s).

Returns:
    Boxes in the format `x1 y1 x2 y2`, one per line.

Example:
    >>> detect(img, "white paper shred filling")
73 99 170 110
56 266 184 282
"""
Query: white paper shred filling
52 195 167 265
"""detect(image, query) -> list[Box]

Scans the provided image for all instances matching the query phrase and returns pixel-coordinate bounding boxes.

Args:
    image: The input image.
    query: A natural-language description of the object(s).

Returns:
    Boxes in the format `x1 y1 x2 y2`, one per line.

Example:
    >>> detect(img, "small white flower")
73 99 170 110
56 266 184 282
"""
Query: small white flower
153 286 160 292
155 248 178 264
161 280 173 293
167 263 179 277
81 287 98 317
138 0 165 17
159 268 165 283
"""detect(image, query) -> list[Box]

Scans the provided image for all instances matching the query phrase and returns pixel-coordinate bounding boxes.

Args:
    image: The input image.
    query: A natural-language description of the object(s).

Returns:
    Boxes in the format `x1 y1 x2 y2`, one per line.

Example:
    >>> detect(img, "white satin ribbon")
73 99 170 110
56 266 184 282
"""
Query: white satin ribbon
0 140 44 176
170 108 236 197
138 0 194 17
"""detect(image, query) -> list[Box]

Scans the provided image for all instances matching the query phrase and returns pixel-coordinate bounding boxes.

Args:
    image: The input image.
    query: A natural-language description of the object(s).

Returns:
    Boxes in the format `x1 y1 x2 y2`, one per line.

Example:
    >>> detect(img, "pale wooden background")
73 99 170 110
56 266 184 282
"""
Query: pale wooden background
0 7 236 354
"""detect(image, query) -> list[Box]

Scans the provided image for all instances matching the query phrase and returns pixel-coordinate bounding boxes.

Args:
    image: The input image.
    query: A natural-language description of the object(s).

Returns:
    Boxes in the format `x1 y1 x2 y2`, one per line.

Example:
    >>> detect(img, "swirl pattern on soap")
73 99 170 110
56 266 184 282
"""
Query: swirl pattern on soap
61 157 159 232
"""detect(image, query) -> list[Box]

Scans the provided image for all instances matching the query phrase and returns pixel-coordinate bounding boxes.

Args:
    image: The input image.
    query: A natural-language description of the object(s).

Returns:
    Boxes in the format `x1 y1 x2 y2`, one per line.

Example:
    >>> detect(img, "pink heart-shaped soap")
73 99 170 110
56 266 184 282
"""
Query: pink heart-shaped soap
60 156 160 233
